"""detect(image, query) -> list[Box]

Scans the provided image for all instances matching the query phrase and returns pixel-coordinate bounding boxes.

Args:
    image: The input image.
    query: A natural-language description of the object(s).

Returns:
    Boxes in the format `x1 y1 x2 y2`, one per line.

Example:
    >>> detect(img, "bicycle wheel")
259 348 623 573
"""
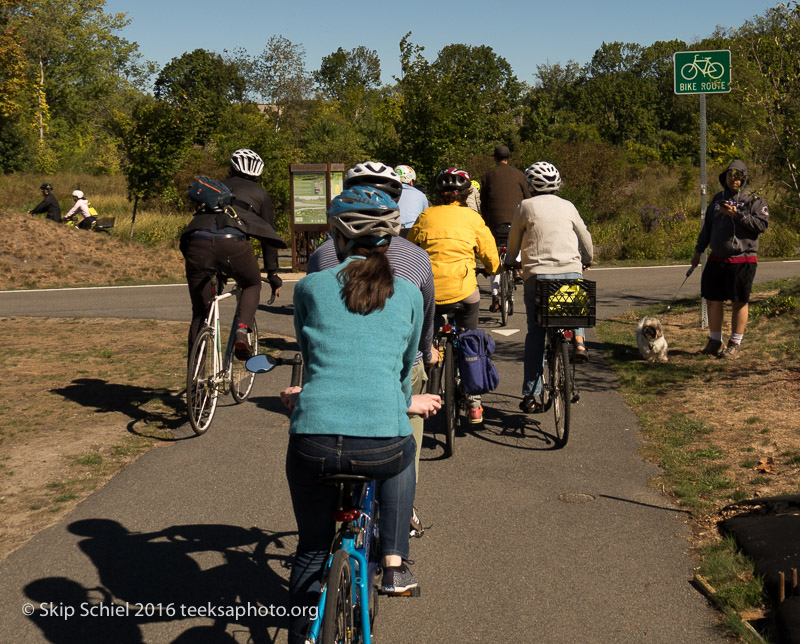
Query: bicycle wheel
320 550 354 644
551 338 572 447
681 62 697 80
708 62 724 79
443 337 457 457
499 270 509 326
186 327 219 435
230 318 258 403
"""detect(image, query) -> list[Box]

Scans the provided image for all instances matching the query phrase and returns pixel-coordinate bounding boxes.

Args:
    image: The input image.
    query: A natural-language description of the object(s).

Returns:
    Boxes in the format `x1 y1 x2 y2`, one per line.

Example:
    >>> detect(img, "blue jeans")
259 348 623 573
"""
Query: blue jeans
286 434 416 644
522 273 584 397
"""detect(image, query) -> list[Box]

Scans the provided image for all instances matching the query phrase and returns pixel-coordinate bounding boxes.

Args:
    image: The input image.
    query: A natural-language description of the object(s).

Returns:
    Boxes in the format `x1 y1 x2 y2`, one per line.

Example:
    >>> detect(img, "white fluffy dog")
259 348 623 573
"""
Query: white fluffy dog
636 317 669 363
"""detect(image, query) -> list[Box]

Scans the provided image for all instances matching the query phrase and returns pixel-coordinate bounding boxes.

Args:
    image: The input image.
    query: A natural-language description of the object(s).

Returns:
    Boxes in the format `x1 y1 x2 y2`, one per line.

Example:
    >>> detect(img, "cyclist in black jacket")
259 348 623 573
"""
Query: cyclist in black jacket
28 184 61 222
223 149 283 300
181 178 286 359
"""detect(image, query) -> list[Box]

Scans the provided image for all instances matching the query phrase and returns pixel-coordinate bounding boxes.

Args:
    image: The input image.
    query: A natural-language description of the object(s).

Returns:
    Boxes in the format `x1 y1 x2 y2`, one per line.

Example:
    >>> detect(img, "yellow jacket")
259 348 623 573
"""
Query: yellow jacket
407 203 500 304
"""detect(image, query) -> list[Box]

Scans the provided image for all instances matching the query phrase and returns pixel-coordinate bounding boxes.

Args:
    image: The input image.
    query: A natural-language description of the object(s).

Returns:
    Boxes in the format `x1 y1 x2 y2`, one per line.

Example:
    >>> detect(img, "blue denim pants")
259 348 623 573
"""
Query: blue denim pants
522 273 584 397
285 433 416 643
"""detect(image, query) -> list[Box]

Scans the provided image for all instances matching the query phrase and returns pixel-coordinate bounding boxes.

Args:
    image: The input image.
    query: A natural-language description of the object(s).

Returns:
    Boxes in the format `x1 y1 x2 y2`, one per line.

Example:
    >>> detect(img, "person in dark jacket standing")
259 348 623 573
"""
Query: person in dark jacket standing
691 159 769 360
28 184 61 222
480 145 531 311
223 149 283 300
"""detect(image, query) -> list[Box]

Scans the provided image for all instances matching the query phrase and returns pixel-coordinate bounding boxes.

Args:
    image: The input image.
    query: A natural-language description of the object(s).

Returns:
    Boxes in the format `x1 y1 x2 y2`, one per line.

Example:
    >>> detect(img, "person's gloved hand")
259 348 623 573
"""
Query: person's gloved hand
267 273 282 304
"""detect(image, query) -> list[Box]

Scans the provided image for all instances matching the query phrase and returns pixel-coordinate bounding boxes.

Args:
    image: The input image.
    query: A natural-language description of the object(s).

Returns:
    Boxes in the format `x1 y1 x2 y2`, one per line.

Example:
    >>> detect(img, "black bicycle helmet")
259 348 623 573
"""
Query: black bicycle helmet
344 162 403 200
40 183 53 191
435 167 471 194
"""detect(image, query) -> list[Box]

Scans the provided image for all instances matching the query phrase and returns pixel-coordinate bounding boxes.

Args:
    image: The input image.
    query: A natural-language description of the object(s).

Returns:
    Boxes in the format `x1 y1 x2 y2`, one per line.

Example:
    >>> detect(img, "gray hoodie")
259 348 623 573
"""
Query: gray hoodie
694 159 769 259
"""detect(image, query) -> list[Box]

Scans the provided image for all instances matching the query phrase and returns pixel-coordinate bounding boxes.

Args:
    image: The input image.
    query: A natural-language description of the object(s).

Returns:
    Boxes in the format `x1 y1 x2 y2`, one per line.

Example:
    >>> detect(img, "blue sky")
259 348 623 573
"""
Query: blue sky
103 0 777 86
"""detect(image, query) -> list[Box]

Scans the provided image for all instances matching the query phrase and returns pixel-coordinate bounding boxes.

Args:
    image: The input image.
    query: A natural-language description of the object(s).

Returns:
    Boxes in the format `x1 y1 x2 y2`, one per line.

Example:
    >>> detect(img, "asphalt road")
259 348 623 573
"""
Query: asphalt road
0 260 797 643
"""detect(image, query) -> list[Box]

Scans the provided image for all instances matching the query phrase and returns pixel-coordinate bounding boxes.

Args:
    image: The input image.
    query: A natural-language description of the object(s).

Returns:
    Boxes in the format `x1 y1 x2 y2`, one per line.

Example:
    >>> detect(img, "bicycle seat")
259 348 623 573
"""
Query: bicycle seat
435 302 465 317
315 474 372 487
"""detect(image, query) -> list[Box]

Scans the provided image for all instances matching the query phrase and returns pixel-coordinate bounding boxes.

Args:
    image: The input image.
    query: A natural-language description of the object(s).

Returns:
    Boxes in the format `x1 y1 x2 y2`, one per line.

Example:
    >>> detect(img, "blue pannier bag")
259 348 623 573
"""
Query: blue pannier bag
458 329 500 395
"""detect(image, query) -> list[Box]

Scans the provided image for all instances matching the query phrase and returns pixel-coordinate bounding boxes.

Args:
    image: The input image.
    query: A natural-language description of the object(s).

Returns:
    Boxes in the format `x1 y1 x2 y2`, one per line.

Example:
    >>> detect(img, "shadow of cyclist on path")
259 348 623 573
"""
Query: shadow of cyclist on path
27 519 300 642
51 378 185 434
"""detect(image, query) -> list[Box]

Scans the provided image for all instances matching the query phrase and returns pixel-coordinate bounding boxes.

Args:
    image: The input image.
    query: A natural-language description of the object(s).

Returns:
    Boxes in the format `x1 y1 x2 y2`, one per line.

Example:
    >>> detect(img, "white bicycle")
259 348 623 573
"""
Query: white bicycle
186 270 258 434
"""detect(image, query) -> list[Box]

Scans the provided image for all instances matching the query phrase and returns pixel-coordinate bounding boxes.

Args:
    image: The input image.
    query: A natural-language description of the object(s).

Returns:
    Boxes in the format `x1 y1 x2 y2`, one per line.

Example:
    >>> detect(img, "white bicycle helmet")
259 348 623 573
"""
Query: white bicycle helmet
394 164 416 185
525 162 561 193
72 190 84 199
230 149 265 178
344 162 403 200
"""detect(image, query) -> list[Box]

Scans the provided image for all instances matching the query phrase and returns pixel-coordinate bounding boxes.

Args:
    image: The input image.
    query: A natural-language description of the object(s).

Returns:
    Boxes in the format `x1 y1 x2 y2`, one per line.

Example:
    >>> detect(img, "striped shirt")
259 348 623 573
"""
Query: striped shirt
307 236 435 364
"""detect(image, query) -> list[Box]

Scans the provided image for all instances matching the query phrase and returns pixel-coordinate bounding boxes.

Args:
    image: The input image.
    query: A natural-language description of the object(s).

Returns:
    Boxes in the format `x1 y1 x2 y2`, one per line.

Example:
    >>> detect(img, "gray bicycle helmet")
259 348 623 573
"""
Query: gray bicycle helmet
344 162 403 200
328 186 401 245
525 162 561 193
231 149 265 178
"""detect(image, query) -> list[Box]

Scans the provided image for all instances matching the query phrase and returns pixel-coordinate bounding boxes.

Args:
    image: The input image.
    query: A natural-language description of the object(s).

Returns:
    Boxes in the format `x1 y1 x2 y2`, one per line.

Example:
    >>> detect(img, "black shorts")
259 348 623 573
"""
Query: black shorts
701 260 757 303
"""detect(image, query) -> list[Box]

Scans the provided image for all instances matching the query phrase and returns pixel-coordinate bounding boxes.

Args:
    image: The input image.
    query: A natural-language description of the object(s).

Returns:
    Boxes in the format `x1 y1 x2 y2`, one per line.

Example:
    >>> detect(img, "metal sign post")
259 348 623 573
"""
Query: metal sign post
673 50 731 328
699 93 708 328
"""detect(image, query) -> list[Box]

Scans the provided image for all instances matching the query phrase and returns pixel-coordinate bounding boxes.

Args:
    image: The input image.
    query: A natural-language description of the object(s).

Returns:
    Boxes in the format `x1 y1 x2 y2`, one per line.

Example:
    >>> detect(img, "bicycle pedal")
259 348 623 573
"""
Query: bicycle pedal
385 587 421 598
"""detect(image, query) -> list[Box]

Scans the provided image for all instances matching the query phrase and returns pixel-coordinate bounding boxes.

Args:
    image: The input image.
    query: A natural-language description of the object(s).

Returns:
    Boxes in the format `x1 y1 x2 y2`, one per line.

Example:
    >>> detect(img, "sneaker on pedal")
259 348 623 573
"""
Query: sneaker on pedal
468 401 483 424
380 562 418 594
233 324 253 361
410 505 424 538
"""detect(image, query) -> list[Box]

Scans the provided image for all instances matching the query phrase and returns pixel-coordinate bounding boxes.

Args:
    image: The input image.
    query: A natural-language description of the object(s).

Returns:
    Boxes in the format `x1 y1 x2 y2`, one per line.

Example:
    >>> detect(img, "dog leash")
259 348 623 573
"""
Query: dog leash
665 265 696 313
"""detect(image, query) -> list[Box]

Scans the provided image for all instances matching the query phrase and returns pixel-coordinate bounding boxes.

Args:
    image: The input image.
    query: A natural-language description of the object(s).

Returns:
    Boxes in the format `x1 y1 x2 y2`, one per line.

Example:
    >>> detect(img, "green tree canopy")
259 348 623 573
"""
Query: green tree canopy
154 48 245 146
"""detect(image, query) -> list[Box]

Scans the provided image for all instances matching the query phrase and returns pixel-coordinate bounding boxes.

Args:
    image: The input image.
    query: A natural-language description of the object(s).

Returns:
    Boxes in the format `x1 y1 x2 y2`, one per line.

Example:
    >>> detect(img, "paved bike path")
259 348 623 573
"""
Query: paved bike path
8 264 796 642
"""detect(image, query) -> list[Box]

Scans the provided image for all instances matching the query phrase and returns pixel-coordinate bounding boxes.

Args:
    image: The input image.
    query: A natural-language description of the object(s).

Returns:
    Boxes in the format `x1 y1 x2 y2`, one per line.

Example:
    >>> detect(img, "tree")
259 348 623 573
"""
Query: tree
248 35 313 132
8 0 143 171
732 3 800 214
396 34 523 179
154 49 245 146
0 0 28 118
315 46 381 119
111 97 192 237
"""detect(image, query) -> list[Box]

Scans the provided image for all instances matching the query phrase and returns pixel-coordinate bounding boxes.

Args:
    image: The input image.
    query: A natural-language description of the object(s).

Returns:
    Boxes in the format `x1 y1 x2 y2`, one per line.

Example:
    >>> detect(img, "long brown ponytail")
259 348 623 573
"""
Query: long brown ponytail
337 244 394 314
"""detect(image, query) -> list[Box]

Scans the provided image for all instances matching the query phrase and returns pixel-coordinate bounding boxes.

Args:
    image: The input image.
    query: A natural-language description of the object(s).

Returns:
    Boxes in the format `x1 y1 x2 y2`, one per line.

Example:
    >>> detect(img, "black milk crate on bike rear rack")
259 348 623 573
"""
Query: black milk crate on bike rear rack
534 278 597 328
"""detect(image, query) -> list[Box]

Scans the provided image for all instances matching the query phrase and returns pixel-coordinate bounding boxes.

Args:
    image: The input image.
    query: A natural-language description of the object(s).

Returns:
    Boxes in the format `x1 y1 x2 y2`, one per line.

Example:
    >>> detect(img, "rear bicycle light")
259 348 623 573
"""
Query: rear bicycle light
334 509 361 522
442 325 453 333
563 330 574 339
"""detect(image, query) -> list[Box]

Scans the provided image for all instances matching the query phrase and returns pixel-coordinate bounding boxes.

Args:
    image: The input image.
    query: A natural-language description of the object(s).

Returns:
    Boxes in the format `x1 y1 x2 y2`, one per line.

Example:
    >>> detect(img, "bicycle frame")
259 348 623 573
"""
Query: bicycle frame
306 478 379 644
203 280 238 394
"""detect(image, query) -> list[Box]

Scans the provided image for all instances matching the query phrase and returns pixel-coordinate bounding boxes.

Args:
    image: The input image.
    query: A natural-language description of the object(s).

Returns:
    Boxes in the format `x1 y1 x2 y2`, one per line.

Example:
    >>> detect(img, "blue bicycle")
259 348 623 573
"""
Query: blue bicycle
305 474 381 644
245 354 418 643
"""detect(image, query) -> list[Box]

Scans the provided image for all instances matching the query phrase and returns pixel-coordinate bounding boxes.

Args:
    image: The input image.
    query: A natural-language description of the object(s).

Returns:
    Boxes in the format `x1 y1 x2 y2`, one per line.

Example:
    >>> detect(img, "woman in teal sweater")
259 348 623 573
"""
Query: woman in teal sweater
282 186 440 643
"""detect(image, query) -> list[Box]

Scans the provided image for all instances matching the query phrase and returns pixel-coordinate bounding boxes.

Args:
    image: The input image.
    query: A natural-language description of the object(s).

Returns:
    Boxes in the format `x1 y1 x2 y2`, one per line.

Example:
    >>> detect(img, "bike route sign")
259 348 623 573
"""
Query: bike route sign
673 50 731 94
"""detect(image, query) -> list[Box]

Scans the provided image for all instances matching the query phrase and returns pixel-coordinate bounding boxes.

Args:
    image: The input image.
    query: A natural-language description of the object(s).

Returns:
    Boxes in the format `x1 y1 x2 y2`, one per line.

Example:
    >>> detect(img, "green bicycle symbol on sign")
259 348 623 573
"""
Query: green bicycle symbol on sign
680 54 725 80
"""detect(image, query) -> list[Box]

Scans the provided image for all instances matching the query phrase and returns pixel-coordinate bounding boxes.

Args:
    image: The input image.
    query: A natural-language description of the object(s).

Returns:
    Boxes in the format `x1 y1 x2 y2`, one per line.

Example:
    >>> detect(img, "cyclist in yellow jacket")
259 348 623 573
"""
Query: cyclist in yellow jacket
407 167 500 422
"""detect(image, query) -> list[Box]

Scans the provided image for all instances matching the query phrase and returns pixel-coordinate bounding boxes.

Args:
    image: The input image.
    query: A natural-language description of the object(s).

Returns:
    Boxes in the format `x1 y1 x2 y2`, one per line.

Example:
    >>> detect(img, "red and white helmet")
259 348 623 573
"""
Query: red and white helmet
435 167 471 194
